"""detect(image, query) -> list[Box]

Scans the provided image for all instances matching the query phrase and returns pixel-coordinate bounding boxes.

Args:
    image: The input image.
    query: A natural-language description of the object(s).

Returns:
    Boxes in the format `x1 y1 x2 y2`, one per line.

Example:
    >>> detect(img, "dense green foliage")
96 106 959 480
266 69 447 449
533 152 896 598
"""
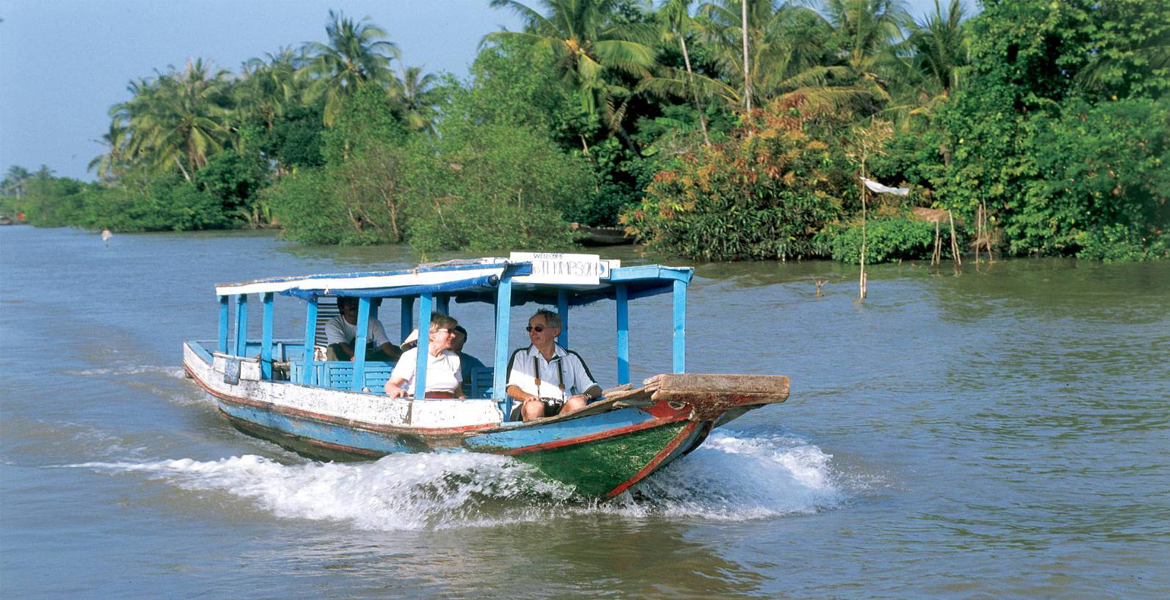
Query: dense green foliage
626 100 851 260
938 0 1170 261
816 216 937 264
4 0 1166 263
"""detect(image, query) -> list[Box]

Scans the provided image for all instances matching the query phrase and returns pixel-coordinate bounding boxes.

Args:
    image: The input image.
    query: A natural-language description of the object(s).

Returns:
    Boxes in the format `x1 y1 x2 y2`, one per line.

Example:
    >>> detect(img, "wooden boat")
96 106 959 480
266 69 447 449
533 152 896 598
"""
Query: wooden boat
570 222 634 246
183 254 789 499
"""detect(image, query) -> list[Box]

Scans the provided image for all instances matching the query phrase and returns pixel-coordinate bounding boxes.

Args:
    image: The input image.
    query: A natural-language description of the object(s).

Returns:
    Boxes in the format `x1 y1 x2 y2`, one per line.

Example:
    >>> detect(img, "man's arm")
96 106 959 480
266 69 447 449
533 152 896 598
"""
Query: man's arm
566 353 602 400
378 342 403 361
506 385 540 404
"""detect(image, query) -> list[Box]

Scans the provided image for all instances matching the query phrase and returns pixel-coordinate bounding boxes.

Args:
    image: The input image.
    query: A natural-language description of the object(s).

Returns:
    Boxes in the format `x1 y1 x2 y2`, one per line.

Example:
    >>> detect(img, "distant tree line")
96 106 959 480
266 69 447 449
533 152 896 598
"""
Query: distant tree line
2 0 1167 262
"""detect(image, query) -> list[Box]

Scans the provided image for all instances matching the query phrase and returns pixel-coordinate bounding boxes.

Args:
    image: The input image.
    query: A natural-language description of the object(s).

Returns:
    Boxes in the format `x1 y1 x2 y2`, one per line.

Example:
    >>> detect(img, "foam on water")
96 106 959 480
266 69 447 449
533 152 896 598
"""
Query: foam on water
71 430 842 530
65 364 186 379
609 431 844 519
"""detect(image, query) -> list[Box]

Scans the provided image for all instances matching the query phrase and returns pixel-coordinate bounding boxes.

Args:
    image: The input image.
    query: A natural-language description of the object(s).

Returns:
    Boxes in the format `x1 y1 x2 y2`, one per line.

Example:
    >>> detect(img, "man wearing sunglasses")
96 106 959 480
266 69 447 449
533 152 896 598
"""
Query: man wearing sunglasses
506 309 602 421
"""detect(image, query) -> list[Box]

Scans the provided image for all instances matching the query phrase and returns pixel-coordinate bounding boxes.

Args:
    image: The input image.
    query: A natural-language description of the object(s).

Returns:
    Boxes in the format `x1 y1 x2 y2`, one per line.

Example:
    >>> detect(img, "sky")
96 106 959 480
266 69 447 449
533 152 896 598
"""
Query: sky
0 0 957 182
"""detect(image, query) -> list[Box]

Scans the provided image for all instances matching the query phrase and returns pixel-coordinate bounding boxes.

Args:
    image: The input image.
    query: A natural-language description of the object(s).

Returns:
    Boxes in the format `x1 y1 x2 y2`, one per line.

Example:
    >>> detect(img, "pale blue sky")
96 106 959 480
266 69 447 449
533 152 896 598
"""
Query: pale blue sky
0 0 959 182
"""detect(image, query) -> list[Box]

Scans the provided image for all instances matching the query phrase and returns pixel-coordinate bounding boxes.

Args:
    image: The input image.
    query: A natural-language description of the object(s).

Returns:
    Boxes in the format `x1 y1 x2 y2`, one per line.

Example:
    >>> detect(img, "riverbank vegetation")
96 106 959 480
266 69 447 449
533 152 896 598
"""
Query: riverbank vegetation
2 0 1166 262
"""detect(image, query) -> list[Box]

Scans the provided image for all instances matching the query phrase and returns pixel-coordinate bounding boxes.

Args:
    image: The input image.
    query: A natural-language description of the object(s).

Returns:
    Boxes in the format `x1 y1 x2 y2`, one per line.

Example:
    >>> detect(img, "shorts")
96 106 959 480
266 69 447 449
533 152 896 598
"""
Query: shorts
510 397 565 421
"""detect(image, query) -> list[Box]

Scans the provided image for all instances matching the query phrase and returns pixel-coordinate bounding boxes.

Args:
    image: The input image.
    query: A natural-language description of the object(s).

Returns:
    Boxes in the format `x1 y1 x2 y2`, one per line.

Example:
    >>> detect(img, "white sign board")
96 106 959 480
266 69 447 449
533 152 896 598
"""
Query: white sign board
510 252 619 285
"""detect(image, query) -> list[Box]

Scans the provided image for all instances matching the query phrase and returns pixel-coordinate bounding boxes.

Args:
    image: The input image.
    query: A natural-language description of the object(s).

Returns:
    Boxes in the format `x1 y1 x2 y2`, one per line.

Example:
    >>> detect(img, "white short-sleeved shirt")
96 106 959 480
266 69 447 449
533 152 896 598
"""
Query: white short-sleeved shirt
325 315 391 348
507 345 598 400
390 348 462 395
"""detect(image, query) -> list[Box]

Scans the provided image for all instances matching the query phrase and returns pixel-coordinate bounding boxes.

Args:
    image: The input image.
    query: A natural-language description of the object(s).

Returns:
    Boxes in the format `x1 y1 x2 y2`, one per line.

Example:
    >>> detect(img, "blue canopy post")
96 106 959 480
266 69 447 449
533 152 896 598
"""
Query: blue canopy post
218 295 229 353
557 289 569 348
494 276 513 419
436 294 450 315
672 280 686 373
352 297 371 391
400 297 414 343
261 292 274 380
302 297 318 385
616 284 630 385
413 293 433 399
234 294 248 357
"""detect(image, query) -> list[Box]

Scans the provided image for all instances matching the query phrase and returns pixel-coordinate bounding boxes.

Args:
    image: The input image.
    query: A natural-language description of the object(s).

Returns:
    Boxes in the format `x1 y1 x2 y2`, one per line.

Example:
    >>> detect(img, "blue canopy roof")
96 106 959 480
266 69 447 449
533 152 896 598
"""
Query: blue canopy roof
216 259 692 308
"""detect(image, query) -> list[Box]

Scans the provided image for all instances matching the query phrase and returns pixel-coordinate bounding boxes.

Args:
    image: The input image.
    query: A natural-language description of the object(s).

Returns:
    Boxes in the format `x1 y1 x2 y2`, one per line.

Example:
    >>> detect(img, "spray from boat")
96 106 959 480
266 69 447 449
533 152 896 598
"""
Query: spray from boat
70 430 845 530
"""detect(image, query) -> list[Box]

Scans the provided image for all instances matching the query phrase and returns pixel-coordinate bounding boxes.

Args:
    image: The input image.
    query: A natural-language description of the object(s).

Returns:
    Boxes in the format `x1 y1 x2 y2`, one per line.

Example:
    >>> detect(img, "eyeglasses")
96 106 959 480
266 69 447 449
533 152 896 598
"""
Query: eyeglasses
434 328 454 335
525 326 546 333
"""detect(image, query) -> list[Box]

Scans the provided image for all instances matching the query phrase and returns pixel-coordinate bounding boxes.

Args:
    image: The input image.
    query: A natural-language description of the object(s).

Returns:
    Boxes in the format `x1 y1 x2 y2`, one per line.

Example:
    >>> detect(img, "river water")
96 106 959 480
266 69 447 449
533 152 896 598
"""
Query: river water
1 226 1167 599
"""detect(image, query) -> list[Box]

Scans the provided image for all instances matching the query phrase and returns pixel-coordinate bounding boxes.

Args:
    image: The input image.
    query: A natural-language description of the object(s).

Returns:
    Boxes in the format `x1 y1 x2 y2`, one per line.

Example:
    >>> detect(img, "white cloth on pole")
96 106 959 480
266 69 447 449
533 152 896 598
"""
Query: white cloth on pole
860 177 909 196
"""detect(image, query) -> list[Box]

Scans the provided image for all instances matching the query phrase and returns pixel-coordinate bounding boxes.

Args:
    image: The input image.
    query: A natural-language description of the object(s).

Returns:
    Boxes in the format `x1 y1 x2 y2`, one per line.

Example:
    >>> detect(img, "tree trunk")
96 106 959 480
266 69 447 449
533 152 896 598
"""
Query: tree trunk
741 0 751 112
174 156 192 182
680 36 710 146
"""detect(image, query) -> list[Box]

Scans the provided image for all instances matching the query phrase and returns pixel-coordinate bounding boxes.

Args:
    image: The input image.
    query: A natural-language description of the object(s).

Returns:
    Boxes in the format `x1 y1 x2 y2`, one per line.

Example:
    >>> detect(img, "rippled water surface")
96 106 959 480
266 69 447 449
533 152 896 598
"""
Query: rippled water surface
2 227 1168 599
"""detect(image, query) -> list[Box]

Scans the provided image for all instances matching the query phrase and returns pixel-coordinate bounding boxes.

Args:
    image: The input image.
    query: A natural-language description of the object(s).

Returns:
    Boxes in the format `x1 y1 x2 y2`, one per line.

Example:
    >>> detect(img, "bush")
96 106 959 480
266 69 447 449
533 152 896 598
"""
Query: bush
1076 224 1170 262
816 216 937 264
195 149 270 226
87 173 233 232
624 99 852 261
264 169 370 245
402 122 587 254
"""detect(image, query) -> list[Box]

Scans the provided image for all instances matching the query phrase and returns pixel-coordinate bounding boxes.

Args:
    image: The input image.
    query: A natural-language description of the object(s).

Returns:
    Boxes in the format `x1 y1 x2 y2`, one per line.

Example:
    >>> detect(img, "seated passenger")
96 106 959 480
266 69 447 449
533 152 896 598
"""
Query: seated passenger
506 309 601 421
384 313 465 399
325 297 403 362
451 326 487 386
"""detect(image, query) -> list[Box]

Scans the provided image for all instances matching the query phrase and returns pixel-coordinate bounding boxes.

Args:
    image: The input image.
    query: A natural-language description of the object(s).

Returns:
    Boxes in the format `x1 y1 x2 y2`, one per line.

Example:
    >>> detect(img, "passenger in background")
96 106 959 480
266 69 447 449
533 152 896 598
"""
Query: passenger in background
451 326 487 397
325 297 402 362
384 312 464 399
506 309 601 421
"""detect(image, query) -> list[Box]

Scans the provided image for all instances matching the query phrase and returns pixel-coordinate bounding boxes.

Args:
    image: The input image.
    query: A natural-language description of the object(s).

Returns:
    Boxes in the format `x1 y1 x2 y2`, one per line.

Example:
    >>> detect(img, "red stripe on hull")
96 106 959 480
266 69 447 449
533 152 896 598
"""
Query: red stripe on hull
502 414 690 455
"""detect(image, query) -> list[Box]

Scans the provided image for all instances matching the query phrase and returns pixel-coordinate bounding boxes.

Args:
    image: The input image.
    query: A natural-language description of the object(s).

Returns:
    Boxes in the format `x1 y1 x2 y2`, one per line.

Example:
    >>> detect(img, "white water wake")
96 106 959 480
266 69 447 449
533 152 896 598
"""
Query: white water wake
65 364 187 379
72 431 843 531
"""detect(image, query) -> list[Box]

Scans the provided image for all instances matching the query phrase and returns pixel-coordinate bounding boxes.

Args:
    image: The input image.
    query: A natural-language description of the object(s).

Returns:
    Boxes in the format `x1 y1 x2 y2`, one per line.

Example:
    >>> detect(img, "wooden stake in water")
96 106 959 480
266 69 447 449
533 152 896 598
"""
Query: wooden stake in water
859 164 868 300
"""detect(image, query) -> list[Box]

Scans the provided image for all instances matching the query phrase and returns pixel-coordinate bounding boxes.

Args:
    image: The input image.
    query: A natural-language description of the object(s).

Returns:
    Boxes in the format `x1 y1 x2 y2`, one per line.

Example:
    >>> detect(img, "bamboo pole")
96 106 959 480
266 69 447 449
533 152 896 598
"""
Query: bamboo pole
948 210 962 271
859 164 868 300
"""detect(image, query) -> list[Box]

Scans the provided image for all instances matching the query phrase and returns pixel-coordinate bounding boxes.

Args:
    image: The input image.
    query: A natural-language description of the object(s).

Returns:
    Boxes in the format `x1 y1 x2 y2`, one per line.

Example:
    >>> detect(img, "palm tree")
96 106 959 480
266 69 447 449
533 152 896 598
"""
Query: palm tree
695 0 833 108
905 0 967 97
116 59 233 180
88 120 130 183
2 165 32 198
486 0 659 149
392 66 443 133
655 0 710 143
764 0 908 117
300 10 400 127
236 46 309 131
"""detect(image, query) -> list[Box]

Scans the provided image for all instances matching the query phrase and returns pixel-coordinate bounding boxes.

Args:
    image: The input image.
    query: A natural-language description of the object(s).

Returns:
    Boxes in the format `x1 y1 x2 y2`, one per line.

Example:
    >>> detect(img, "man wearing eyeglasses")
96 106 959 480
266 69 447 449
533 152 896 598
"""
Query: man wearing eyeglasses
506 309 602 421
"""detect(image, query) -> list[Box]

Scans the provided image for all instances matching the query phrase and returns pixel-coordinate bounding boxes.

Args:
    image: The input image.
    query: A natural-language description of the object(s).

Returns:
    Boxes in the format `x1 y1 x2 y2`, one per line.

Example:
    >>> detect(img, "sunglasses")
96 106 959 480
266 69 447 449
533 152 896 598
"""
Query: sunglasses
525 326 548 333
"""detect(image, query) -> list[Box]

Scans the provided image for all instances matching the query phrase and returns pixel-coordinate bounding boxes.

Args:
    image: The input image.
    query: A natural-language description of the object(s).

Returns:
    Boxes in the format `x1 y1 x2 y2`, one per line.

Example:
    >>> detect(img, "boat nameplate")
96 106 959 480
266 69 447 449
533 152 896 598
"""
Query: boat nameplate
510 252 619 285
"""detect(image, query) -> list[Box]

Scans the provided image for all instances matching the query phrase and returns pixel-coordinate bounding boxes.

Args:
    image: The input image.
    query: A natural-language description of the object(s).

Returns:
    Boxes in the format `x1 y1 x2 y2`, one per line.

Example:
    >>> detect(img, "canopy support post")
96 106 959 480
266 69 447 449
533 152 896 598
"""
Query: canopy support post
353 297 371 391
234 294 248 357
494 277 513 418
302 298 318 385
672 280 686 373
557 289 569 348
218 295 229 353
436 294 450 315
261 292 274 380
616 284 629 385
414 293 432 399
400 297 414 342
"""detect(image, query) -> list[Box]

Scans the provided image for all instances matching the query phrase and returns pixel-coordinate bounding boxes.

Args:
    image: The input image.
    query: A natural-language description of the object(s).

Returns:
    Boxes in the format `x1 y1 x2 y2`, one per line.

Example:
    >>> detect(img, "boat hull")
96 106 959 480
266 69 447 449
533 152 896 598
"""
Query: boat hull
184 342 788 498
